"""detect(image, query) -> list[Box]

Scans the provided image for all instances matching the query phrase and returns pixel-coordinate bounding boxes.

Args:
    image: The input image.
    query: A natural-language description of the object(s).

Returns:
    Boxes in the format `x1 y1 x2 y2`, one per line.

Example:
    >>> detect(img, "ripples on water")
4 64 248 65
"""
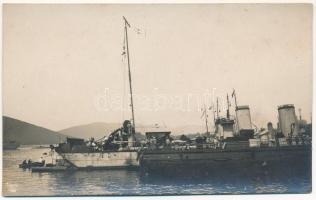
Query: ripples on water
2 147 311 196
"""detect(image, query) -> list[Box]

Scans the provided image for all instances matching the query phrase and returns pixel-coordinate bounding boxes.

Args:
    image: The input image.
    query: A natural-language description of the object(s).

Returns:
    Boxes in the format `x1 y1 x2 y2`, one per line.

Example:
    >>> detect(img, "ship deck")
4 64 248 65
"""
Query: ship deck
141 144 311 154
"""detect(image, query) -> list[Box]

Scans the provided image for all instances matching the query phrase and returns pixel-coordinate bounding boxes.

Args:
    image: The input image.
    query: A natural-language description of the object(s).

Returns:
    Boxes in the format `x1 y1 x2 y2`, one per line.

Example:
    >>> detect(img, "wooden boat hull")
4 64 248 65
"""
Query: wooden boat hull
58 151 139 169
19 162 45 169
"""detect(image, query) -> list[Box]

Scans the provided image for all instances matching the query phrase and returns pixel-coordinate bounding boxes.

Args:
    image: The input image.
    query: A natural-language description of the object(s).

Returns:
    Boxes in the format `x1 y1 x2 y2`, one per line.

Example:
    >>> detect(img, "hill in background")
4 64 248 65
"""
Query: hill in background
59 122 205 140
59 122 122 140
3 116 68 145
3 116 206 144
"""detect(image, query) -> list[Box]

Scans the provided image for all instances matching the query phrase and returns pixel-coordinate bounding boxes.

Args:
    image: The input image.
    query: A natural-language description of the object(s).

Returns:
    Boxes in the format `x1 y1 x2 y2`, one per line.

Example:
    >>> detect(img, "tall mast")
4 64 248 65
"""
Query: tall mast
232 88 238 108
226 94 230 119
123 16 136 133
216 97 219 119
203 104 209 134
212 102 216 123
232 89 239 133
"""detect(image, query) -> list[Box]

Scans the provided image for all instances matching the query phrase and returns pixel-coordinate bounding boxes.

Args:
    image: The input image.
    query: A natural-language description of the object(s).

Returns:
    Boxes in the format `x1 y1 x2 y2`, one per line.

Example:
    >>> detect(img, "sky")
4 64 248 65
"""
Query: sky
3 4 313 132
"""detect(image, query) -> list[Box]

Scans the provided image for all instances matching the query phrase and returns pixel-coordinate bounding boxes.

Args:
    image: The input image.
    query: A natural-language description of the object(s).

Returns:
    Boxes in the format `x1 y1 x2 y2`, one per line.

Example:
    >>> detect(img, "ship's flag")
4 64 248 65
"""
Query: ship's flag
133 27 142 34
132 26 146 37
232 89 236 98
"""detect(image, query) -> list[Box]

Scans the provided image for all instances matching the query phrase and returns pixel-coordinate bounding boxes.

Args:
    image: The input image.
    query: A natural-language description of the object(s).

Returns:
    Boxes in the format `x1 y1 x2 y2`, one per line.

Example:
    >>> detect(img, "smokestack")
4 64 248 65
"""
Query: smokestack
277 104 299 137
235 105 252 132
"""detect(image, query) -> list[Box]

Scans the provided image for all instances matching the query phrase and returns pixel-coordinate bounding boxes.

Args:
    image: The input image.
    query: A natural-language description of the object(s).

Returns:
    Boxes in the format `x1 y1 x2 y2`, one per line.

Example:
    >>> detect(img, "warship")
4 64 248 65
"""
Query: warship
21 17 312 174
138 92 312 176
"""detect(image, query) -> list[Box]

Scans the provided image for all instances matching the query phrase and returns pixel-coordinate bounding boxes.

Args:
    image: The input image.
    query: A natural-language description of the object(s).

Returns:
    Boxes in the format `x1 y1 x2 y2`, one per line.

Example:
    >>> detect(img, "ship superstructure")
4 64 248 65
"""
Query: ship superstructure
139 93 312 176
214 90 255 141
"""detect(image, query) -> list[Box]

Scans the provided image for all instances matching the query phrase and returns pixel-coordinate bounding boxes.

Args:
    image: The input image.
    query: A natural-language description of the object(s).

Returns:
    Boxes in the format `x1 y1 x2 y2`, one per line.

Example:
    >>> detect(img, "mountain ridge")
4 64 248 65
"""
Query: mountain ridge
59 122 205 140
59 122 121 139
3 116 69 145
3 116 206 144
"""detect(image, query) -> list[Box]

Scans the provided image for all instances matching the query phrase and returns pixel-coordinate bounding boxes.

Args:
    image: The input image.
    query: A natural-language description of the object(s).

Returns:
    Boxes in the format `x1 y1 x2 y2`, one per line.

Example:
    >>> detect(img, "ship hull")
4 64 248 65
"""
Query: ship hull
60 151 139 169
139 145 311 176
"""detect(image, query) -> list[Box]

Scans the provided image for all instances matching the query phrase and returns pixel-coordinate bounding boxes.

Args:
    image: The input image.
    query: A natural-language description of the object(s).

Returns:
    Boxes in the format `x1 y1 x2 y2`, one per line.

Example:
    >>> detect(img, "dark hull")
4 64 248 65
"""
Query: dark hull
19 162 45 169
139 145 311 177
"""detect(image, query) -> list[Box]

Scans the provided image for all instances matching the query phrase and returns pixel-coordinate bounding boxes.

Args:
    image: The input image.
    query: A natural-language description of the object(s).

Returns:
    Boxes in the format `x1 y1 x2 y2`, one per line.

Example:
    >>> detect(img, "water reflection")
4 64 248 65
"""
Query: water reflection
45 170 141 195
139 165 311 195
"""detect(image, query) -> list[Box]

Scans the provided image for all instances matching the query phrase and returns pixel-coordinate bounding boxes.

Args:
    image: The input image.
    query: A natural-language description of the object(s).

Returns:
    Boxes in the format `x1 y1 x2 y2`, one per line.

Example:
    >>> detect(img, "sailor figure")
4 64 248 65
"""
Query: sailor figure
39 157 45 165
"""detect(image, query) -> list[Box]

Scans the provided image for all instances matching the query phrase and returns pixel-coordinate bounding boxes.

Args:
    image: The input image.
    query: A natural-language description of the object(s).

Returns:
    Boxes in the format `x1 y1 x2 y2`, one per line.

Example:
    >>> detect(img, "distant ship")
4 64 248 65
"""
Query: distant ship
52 17 140 169
3 140 20 150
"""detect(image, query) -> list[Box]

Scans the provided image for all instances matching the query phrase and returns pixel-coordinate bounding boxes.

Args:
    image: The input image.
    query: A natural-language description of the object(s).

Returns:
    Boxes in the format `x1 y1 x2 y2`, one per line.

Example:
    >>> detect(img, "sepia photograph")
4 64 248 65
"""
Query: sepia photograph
1 2 313 197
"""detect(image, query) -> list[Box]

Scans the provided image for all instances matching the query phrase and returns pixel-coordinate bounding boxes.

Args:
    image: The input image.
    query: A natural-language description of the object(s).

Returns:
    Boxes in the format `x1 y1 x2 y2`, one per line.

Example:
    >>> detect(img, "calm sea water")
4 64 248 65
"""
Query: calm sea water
2 146 312 196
